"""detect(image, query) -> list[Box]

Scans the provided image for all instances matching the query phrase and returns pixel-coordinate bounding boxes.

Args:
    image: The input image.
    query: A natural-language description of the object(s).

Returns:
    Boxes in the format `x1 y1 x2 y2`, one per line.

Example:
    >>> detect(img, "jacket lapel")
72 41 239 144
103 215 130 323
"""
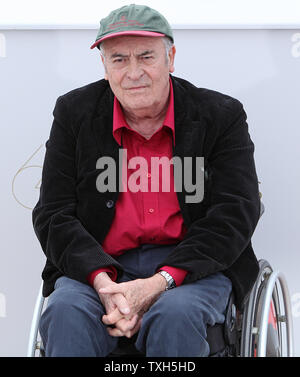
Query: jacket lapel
171 76 208 226
91 85 121 161
171 75 203 158
91 85 124 193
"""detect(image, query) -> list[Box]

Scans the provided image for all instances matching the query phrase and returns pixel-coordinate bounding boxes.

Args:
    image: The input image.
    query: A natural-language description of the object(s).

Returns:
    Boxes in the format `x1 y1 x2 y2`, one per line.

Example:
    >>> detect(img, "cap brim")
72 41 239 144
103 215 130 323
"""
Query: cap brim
90 30 165 49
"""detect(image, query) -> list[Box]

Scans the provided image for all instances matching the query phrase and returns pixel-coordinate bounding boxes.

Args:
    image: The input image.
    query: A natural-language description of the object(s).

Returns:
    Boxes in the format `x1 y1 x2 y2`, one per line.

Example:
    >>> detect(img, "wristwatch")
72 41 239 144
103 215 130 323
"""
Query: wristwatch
158 270 176 290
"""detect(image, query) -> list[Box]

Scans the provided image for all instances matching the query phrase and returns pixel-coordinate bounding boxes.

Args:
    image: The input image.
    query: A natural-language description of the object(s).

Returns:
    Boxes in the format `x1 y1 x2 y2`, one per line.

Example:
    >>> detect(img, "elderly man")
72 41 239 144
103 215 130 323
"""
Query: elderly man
32 4 261 357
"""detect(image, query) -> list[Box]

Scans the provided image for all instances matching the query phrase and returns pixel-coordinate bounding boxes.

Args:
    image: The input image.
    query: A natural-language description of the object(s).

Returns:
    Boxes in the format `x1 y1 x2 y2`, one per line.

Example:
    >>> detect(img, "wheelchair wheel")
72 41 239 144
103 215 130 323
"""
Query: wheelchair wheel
27 282 46 357
240 260 293 357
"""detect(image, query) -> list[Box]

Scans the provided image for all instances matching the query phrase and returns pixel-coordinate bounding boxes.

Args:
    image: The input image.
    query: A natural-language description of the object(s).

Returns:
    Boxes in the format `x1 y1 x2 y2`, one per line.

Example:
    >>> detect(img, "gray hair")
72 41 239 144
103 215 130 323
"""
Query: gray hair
161 36 174 60
100 36 173 64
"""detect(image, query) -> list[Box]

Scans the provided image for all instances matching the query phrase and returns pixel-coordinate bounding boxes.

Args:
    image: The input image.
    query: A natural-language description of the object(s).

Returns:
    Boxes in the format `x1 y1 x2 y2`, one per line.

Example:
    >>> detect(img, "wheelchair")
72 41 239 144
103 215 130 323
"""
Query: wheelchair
27 258 294 357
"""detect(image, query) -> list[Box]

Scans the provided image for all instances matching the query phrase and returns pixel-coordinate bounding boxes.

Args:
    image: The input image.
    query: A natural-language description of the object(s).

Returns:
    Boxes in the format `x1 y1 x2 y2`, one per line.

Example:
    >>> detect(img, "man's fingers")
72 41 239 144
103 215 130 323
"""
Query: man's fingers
107 326 125 337
115 314 139 333
102 307 123 325
99 285 130 315
111 292 130 315
107 315 141 338
125 316 143 338
102 290 133 326
99 284 124 295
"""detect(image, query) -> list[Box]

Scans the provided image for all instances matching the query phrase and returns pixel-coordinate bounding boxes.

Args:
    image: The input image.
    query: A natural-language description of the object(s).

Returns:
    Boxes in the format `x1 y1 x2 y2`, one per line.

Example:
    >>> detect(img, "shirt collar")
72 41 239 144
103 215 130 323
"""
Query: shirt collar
113 77 175 146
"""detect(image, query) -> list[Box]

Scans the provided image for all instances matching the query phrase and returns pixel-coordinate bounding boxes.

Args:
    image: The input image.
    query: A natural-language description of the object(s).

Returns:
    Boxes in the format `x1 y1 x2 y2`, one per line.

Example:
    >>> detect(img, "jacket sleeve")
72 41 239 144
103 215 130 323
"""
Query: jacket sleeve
32 96 123 285
157 100 261 282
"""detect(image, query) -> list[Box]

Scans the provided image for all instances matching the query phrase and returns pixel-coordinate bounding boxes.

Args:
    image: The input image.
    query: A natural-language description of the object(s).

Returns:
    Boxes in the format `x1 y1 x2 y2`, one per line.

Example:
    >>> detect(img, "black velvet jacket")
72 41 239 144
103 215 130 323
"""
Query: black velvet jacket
32 75 261 309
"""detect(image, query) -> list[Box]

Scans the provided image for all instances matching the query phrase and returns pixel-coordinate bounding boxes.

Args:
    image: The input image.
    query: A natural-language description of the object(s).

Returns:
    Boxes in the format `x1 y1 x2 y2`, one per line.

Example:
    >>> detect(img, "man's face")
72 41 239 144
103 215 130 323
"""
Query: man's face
101 36 176 114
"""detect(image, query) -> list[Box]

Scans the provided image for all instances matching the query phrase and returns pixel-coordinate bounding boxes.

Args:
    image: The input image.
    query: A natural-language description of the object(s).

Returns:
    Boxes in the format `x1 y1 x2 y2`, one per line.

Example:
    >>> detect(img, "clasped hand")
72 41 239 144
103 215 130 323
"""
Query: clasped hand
97 274 166 338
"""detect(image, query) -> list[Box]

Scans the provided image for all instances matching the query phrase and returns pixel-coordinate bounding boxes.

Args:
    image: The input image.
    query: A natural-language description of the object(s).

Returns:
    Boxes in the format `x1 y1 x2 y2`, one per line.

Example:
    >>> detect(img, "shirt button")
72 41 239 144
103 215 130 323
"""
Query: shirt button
148 208 154 213
106 200 114 209
147 173 151 178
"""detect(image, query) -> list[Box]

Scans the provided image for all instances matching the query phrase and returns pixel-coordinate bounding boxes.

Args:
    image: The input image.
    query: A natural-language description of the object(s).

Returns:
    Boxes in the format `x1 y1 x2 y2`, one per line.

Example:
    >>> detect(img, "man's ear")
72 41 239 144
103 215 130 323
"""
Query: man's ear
168 45 176 73
100 54 108 80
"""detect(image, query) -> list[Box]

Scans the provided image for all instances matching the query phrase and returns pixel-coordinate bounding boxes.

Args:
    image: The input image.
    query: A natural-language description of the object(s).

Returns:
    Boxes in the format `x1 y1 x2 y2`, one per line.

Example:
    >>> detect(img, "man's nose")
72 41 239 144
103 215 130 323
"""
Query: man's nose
126 59 144 81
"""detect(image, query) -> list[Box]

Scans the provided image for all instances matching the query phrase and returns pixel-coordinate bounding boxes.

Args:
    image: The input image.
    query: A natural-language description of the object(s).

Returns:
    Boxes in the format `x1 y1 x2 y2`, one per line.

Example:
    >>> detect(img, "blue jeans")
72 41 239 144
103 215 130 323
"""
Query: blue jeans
39 244 232 357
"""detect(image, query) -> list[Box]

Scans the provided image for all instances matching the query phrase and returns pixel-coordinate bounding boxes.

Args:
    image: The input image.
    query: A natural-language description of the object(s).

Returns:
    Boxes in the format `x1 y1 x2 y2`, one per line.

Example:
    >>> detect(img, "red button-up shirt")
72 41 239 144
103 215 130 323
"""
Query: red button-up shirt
88 79 188 286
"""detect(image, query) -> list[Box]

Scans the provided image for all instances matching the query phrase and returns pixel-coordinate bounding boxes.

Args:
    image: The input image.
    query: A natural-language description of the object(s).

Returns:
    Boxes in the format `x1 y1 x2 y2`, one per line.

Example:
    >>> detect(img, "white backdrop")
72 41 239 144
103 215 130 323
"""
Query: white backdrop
1 0 300 28
1 0 300 357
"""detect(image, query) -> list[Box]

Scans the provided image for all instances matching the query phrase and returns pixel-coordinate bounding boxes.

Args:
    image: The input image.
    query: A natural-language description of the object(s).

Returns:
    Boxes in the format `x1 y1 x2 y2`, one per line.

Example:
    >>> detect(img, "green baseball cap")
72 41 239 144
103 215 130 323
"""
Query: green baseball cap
90 4 174 49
